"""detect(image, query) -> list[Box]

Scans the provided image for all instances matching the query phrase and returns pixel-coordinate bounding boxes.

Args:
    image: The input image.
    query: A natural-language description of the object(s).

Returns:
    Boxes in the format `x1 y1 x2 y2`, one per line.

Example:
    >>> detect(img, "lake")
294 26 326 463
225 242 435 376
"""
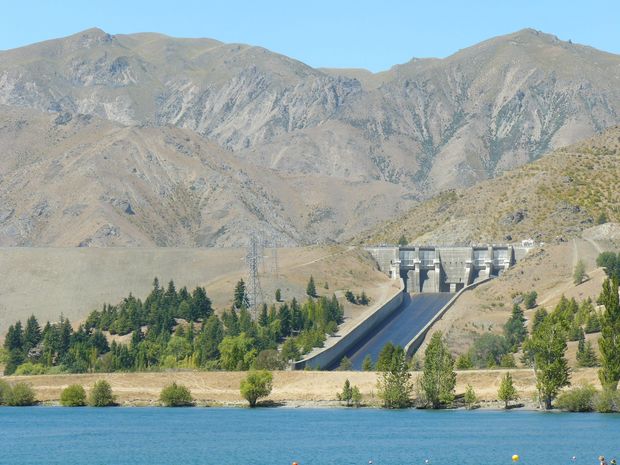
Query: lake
1 407 619 465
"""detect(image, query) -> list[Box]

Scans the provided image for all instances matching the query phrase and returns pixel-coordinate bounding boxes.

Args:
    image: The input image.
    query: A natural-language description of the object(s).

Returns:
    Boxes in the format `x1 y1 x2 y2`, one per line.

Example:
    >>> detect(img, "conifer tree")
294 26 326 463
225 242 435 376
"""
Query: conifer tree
497 372 519 409
598 278 620 391
306 276 317 298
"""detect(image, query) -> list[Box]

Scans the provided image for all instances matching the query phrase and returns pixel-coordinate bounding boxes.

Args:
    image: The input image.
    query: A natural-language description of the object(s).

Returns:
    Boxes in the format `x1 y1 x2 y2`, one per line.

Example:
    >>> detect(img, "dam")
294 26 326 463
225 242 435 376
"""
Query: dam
366 244 527 292
296 244 529 370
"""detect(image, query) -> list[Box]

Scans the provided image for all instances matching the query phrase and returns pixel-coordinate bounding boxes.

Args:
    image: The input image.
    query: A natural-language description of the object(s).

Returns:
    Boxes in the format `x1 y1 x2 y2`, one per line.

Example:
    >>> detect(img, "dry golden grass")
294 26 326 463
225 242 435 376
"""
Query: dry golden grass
2 368 600 406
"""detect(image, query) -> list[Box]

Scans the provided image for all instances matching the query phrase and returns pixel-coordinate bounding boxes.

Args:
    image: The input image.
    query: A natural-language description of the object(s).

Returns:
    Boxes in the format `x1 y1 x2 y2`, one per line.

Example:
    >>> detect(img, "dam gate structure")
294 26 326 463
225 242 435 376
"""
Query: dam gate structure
366 245 523 292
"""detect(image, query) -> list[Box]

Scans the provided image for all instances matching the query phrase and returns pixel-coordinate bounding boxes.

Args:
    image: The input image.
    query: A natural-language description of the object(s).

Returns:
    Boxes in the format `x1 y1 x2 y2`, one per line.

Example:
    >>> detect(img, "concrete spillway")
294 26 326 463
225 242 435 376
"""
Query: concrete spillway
326 292 454 370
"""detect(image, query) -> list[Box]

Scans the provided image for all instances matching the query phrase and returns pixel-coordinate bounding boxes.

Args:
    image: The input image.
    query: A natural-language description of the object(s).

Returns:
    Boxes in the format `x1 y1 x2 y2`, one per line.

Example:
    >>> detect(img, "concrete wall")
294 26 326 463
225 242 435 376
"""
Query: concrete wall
294 279 405 370
367 245 521 293
365 246 399 273
404 277 493 357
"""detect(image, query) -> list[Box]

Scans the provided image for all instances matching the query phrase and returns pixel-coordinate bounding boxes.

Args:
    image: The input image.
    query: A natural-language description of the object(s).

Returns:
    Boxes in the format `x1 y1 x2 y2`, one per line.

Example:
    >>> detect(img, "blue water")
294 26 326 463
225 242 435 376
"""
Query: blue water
1 407 619 465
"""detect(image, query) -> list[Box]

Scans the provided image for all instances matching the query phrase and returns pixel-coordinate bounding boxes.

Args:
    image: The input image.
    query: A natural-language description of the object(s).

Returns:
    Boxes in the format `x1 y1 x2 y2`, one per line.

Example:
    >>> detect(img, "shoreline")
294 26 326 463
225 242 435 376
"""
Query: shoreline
1 368 601 410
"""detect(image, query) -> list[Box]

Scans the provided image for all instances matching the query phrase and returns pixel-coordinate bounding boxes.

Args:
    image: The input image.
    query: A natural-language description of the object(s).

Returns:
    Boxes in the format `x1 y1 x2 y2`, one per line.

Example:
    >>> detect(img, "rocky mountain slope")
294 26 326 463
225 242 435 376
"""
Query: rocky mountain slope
1 28 620 246
0 106 411 246
363 127 620 245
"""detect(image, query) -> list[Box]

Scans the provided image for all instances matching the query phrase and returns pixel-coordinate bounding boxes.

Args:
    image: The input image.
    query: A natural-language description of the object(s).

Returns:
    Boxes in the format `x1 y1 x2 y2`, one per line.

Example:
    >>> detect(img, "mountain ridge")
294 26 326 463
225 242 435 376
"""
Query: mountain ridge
1 28 620 246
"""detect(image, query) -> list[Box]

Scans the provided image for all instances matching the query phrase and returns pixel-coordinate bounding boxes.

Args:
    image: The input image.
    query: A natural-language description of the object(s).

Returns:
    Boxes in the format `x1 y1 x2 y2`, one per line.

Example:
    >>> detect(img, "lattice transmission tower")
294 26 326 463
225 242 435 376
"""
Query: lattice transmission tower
244 232 264 318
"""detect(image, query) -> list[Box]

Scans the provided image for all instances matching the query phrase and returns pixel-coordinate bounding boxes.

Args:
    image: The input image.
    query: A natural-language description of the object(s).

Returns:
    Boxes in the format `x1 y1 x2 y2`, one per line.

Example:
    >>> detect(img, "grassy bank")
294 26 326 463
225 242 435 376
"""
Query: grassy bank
1 368 601 407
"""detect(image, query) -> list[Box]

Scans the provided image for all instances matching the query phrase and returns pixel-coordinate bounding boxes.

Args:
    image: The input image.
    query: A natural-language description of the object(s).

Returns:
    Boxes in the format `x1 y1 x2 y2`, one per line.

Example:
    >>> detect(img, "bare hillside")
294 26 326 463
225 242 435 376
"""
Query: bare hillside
0 245 390 336
0 106 411 247
364 127 620 245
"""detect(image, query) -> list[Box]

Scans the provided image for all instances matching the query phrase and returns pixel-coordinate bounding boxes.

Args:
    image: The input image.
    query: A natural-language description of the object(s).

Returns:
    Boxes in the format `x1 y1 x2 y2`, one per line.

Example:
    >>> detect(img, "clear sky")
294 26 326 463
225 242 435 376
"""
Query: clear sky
1 0 618 72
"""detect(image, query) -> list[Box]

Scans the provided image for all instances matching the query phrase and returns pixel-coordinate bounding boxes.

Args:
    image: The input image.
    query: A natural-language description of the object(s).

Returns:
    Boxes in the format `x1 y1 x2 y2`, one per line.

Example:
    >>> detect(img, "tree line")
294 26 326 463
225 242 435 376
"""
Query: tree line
2 277 343 375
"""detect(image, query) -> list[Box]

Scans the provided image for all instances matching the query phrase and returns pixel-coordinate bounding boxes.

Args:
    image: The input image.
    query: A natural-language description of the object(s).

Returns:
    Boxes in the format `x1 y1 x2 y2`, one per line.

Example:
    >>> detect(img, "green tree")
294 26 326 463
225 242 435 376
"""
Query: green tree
523 318 570 409
497 372 519 409
338 356 353 371
376 342 395 371
23 315 42 352
573 260 587 285
275 288 282 302
597 252 620 280
218 333 257 370
377 346 412 409
504 304 527 351
350 385 362 407
358 291 369 306
60 384 87 407
577 339 598 367
362 354 374 371
337 379 354 406
306 276 317 298
398 235 408 246
531 308 548 333
233 279 247 309
240 370 273 407
420 332 456 408
598 278 620 391
88 380 115 407
280 338 300 363
464 384 478 409
159 382 193 407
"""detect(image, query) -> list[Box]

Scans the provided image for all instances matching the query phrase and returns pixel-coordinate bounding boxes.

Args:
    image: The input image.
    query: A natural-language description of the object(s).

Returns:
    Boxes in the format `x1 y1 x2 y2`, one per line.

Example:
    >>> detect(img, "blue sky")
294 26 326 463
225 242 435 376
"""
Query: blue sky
1 0 618 72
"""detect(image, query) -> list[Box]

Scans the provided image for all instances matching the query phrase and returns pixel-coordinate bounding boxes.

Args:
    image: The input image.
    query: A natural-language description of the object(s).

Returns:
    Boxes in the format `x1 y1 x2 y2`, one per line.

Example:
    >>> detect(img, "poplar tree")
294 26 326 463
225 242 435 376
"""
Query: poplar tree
598 278 620 391
522 319 570 409
420 332 456 408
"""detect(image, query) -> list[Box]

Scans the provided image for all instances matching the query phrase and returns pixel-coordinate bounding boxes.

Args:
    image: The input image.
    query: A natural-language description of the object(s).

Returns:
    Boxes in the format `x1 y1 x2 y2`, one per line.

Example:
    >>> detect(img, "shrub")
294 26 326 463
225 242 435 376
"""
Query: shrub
159 382 193 407
14 362 47 376
240 370 273 407
523 291 538 309
0 379 11 405
594 389 620 413
89 380 115 407
60 384 87 407
7 382 36 406
555 384 596 412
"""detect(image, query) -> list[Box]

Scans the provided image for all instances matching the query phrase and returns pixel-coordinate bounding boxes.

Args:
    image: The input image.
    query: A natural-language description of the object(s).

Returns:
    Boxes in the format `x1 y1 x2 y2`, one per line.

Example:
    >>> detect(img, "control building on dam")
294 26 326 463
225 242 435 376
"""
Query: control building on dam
366 245 526 293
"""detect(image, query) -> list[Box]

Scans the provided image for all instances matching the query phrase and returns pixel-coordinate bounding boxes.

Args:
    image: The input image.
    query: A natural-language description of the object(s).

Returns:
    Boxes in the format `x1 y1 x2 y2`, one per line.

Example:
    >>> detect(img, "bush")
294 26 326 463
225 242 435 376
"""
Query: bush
573 260 587 285
594 390 620 413
14 362 47 376
60 384 87 407
523 291 538 309
0 379 11 405
159 382 193 407
7 382 36 406
555 384 596 412
240 370 273 407
89 380 115 407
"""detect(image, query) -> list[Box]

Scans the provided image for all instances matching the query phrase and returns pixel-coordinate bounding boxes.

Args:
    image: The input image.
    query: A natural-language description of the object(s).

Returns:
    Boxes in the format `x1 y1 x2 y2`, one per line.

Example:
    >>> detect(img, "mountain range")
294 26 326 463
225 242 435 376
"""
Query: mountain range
1 27 619 246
